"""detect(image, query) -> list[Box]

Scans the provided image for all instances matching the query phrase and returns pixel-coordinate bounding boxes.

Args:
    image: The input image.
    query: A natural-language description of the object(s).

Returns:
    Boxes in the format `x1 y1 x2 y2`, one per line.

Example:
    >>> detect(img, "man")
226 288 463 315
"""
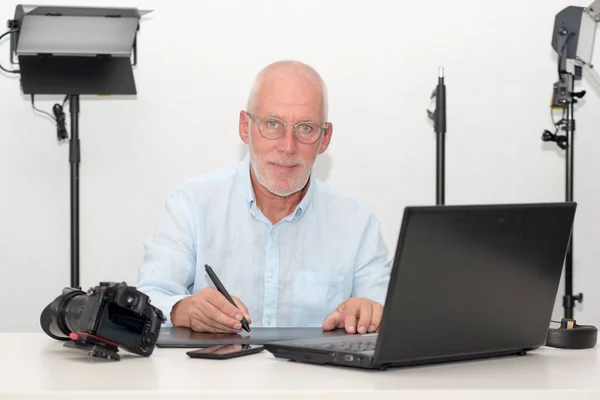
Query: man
136 60 392 335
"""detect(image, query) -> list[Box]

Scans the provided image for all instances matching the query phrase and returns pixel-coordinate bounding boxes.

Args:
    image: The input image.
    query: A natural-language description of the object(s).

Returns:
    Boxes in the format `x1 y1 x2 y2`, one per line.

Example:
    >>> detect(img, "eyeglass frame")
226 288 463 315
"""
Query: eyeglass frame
245 111 328 144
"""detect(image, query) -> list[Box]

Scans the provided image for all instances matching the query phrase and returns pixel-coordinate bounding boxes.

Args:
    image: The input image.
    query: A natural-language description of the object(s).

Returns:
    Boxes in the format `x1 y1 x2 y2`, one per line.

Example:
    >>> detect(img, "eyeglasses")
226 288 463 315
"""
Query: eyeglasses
247 112 326 144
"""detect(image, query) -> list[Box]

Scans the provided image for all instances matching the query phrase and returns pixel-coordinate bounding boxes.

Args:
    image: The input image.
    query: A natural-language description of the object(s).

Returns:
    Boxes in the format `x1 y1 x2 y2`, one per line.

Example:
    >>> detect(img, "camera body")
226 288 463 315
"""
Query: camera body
41 281 165 360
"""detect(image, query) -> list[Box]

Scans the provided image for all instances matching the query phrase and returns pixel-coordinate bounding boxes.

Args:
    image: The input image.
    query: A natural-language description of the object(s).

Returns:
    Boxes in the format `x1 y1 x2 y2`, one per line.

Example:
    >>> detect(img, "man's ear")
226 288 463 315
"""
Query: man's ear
239 110 250 144
317 122 333 154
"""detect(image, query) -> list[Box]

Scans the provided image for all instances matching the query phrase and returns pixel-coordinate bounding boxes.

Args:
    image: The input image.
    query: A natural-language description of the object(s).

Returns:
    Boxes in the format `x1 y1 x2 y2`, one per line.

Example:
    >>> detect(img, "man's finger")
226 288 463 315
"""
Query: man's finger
322 310 343 331
343 301 360 334
201 299 244 331
205 291 245 322
369 303 384 332
232 296 252 324
190 307 238 333
356 301 372 334
188 304 226 332
189 316 231 333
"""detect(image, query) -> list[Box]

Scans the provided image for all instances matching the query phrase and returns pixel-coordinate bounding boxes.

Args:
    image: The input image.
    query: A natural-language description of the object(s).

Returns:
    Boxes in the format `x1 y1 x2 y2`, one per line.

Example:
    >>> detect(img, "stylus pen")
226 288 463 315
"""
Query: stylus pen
204 264 251 332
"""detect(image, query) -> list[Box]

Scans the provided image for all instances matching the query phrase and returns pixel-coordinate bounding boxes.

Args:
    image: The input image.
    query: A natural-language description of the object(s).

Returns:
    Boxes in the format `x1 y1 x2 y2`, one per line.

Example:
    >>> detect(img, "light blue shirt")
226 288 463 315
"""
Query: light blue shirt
136 154 392 327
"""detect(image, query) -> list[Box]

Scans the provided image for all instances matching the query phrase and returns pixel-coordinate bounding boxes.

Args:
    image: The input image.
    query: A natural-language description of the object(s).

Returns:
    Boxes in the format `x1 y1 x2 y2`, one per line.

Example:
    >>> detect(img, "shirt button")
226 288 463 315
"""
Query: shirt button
269 272 273 277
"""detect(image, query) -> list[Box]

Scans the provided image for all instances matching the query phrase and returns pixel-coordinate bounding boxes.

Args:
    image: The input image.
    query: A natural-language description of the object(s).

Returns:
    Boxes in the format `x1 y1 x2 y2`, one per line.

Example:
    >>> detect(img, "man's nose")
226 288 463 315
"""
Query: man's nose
278 125 298 153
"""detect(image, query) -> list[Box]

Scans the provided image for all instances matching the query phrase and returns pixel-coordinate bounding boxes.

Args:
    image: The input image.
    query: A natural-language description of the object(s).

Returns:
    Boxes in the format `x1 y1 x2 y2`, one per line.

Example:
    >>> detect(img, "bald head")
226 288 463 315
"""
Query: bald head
246 60 328 122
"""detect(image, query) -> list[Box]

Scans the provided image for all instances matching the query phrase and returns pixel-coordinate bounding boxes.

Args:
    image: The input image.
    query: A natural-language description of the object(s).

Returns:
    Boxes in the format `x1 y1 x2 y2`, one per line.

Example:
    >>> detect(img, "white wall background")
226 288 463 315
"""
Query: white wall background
0 0 598 333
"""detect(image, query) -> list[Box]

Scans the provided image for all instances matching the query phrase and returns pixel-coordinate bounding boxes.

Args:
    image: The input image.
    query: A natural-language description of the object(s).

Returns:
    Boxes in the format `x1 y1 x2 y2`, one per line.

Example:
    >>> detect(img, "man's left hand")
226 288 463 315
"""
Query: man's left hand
322 298 383 334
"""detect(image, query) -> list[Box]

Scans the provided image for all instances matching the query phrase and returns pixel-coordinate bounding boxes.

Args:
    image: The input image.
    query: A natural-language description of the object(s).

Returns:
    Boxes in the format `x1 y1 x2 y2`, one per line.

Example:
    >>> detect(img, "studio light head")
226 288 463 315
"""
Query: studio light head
5 4 152 95
551 1 600 88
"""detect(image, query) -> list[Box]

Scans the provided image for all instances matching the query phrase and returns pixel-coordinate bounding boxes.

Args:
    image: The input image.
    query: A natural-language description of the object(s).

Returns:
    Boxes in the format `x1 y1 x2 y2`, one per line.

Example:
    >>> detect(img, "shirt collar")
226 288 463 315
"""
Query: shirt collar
239 152 315 222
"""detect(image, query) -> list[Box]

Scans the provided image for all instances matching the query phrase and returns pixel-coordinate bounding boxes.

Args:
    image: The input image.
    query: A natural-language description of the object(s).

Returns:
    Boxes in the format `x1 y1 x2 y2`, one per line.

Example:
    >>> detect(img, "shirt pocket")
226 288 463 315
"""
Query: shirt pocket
291 269 346 327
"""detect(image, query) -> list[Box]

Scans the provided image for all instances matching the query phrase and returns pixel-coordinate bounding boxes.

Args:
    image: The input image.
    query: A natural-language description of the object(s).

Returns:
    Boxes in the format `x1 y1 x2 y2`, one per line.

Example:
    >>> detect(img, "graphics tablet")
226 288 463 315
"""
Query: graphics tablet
156 327 349 347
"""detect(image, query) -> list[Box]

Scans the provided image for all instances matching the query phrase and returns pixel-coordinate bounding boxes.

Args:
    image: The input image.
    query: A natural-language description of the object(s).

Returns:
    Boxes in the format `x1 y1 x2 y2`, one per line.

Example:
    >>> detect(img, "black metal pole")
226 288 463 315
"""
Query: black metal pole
69 94 80 289
435 67 446 205
564 77 575 319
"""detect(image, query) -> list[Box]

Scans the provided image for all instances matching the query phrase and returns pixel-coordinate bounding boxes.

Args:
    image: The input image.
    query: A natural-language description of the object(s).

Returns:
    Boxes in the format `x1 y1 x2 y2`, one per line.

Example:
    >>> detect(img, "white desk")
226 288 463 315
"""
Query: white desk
1 333 598 399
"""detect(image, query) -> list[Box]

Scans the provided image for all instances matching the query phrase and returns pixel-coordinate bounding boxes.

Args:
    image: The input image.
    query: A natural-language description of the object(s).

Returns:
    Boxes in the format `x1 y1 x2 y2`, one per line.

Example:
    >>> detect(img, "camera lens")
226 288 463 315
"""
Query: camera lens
40 288 87 340
62 294 88 333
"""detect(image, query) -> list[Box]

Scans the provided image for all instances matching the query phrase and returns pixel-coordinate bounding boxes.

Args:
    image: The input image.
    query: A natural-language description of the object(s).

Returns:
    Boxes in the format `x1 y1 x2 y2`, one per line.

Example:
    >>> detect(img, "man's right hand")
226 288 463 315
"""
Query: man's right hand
170 287 252 333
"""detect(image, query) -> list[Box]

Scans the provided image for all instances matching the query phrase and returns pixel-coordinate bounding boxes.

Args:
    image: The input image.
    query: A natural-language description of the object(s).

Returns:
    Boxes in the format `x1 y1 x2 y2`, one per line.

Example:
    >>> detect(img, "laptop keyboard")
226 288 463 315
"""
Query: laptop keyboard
311 339 377 352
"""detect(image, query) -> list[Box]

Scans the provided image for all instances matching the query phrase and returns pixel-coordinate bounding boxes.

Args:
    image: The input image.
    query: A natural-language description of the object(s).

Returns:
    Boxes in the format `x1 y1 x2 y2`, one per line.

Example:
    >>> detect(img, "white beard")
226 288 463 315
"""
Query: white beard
248 131 320 197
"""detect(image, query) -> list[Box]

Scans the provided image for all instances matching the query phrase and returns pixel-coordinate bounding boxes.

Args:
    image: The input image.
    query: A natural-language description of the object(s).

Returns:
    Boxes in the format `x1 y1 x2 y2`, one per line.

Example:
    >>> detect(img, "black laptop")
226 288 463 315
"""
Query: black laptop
264 203 577 370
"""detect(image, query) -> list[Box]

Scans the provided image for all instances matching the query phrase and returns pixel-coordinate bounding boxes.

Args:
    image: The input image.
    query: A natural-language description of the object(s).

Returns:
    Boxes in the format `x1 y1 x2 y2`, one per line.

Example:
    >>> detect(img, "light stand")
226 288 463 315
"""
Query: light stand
70 94 80 288
543 1 600 319
427 67 447 205
2 4 152 289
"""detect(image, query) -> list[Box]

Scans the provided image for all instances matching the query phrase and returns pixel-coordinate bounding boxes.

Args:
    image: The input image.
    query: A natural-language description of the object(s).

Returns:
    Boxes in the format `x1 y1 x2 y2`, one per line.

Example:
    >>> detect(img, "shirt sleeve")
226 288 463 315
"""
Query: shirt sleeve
351 212 393 305
136 189 197 326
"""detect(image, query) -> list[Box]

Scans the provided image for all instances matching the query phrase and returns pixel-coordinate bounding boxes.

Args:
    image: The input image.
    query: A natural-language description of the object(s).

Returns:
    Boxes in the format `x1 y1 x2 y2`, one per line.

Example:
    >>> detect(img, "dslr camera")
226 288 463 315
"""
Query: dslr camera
40 281 165 361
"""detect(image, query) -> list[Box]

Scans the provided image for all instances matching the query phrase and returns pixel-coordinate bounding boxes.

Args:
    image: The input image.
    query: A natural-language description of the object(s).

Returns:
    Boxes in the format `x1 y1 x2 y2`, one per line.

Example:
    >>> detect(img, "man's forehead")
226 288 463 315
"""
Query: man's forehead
264 110 318 122
254 102 322 121
259 81 320 98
